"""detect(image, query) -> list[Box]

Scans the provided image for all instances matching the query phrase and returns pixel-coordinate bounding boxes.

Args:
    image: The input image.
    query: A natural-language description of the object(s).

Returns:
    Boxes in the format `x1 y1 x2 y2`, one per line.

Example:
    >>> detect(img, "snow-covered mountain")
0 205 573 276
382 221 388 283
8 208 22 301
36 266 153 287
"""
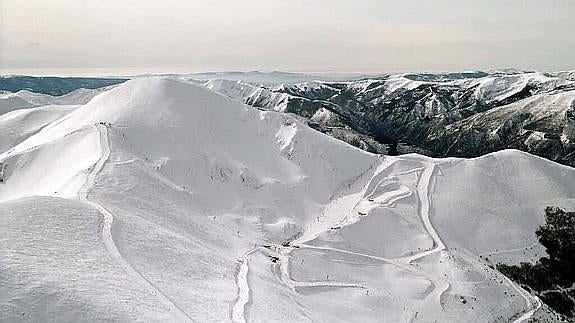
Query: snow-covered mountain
179 71 322 85
204 79 388 154
0 76 126 96
0 87 115 153
202 71 575 166
0 87 110 117
1 77 573 322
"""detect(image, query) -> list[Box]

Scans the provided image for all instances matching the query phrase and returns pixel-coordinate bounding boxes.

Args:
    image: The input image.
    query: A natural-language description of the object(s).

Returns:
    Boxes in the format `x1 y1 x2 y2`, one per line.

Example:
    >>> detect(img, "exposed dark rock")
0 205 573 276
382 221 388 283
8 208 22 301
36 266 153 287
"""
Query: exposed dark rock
221 71 575 167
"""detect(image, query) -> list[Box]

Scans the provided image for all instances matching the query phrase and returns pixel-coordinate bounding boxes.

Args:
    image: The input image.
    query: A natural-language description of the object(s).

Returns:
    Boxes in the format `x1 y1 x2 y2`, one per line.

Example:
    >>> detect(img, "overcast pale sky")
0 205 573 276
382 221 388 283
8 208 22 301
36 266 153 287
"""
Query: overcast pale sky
1 0 574 76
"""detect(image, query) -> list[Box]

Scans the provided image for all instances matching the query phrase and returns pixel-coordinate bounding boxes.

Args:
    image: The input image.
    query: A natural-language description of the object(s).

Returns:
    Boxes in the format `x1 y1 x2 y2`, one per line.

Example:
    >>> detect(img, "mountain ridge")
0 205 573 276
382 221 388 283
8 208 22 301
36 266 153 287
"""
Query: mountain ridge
203 70 575 167
1 77 573 321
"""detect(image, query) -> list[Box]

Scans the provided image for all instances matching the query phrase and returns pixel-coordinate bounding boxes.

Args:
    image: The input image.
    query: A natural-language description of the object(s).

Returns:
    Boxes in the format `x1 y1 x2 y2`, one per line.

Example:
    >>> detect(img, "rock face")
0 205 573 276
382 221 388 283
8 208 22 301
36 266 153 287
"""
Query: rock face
204 70 575 166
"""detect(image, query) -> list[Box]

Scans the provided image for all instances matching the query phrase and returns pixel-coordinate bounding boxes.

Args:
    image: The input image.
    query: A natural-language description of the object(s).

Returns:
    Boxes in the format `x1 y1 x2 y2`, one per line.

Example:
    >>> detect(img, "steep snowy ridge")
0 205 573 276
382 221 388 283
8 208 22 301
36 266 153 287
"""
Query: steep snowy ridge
1 77 573 322
203 79 293 112
203 71 575 164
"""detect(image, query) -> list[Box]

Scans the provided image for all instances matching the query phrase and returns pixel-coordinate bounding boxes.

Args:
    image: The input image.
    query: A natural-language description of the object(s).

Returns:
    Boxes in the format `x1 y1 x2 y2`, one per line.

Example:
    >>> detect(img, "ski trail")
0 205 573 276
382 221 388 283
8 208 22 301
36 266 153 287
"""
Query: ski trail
405 160 540 322
232 247 259 323
292 159 450 317
111 158 136 165
229 131 380 323
77 124 110 200
274 261 365 290
291 281 364 289
232 157 540 322
505 272 542 323
399 162 452 312
267 160 439 301
292 158 385 246
232 243 368 323
274 246 367 291
86 200 194 322
79 124 194 322
478 241 539 258
297 244 433 281
402 162 445 263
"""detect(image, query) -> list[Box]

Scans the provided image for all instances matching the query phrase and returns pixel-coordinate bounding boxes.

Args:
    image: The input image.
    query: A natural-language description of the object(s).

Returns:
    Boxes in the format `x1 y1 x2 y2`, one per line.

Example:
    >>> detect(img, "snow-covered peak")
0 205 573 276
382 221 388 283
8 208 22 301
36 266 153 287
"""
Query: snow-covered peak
1 76 572 322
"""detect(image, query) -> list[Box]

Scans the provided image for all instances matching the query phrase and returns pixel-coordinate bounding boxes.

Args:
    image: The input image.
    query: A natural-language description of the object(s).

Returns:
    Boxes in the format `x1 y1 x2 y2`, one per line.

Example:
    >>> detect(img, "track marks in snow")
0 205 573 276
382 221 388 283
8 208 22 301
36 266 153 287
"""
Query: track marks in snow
402 162 445 262
273 246 367 292
232 156 542 322
79 124 194 322
232 247 258 323
231 243 368 323
294 159 448 316
77 124 110 200
233 159 444 320
86 200 194 322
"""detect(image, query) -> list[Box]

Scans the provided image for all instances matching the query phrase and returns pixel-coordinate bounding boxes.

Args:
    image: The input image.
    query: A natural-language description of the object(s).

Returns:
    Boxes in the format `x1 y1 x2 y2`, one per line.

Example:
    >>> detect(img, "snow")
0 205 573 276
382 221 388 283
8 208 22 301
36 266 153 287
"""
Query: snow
204 79 291 112
203 79 260 102
0 87 104 117
471 72 572 103
0 105 77 153
433 150 575 264
0 197 181 322
454 89 575 140
0 94 36 115
1 77 573 322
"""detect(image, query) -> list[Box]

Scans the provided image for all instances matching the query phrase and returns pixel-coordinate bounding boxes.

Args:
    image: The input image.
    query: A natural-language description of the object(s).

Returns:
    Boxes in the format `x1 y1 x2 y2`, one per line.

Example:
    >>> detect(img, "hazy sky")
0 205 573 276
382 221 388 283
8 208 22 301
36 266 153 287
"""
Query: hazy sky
1 0 574 76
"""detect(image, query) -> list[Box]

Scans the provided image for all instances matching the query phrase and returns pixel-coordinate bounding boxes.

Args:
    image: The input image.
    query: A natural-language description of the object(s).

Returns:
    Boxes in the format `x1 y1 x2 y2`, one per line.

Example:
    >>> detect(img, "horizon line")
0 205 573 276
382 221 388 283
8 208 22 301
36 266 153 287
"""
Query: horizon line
2 66 573 79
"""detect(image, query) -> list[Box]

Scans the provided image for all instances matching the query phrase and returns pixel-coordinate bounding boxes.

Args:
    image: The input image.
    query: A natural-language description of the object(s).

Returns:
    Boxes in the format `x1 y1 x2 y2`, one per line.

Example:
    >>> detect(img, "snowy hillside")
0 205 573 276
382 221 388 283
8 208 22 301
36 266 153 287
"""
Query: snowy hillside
1 77 574 322
203 79 388 154
202 71 575 165
0 87 108 117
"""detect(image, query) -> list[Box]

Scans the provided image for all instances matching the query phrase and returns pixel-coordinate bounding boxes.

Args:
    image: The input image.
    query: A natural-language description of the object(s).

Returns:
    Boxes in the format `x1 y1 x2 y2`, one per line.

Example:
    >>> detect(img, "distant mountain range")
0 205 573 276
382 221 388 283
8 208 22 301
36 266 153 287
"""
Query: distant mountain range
203 70 575 167
0 71 381 95
2 70 575 167
0 75 127 96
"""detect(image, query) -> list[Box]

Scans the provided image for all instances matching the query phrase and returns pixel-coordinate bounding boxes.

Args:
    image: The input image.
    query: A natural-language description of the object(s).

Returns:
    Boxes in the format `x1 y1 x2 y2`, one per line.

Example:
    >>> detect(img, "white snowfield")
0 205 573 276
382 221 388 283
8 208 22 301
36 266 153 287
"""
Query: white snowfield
0 87 106 117
1 77 574 322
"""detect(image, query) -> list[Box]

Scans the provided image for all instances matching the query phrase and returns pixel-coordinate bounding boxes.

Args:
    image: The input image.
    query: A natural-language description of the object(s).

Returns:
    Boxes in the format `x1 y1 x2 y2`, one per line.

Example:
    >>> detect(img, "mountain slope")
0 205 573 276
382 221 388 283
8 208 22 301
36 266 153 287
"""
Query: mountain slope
0 87 107 119
203 79 388 154
1 77 573 322
0 104 78 155
203 71 575 165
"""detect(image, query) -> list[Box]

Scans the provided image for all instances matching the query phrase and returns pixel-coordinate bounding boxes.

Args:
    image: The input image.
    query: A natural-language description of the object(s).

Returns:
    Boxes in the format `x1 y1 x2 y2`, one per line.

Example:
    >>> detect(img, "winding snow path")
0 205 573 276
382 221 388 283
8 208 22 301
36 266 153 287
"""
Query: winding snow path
232 247 259 323
231 159 443 321
79 124 194 322
231 156 542 322
403 163 446 262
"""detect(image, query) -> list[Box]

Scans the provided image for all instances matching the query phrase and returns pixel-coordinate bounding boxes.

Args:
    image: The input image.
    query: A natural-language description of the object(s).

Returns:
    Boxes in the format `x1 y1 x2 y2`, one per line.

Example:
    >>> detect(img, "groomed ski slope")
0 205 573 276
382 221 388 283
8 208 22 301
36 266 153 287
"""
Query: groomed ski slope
1 77 574 322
